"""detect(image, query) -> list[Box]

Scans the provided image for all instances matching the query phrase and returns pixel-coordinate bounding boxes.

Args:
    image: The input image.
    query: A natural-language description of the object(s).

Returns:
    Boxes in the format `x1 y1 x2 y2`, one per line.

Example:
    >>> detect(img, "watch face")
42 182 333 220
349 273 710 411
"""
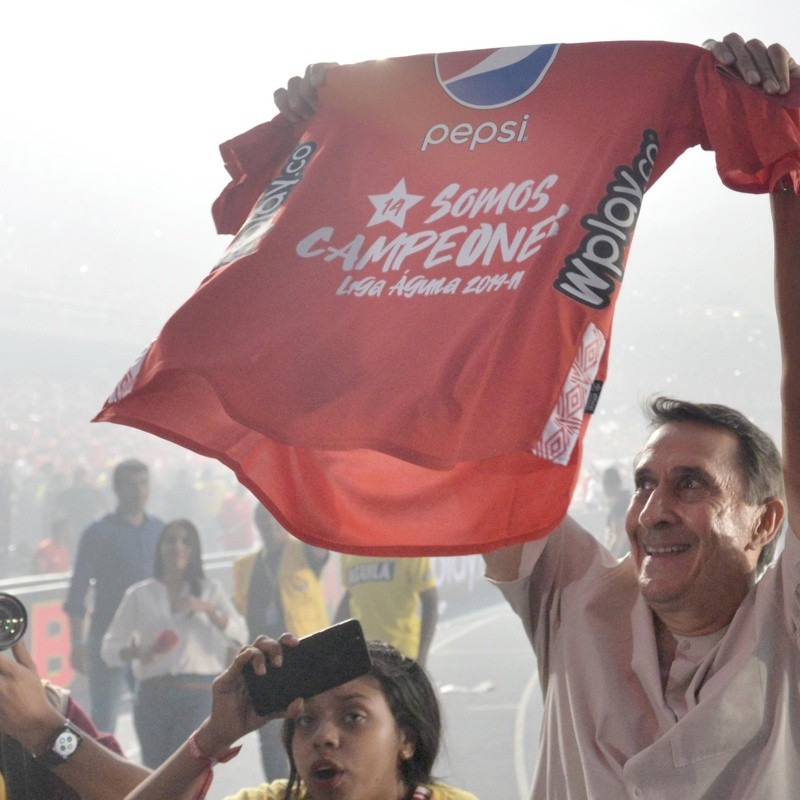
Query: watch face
40 722 83 767
43 724 83 764
54 728 81 757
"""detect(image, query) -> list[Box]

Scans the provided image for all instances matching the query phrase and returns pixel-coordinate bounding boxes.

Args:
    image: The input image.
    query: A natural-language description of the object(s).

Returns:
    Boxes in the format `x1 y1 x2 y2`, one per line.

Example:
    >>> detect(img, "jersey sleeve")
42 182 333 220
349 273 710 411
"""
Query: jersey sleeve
212 116 307 235
693 60 800 193
488 517 614 660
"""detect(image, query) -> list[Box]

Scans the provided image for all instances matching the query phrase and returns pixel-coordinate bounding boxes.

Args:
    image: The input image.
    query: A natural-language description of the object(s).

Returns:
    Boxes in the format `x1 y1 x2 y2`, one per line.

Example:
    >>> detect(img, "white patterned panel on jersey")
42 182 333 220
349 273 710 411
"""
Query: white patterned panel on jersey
107 345 151 405
531 322 606 466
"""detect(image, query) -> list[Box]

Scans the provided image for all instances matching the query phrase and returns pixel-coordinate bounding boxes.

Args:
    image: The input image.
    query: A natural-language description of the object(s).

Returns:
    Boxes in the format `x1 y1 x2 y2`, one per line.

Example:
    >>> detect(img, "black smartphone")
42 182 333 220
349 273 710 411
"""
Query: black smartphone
243 619 372 716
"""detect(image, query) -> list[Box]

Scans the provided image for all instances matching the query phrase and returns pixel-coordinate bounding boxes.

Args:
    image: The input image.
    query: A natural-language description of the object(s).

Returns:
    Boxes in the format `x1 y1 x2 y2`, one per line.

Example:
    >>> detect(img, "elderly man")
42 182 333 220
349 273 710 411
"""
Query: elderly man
484 188 800 794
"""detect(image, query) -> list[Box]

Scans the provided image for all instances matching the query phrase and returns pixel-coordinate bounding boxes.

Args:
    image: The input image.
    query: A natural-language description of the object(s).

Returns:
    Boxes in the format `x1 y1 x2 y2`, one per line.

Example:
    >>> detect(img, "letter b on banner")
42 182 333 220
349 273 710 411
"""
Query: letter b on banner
31 600 74 687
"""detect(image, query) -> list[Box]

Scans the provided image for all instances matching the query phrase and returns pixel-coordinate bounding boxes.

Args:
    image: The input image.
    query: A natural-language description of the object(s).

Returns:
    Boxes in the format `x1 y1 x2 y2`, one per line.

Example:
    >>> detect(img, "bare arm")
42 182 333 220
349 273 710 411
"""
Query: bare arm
124 636 303 800
0 643 149 800
334 590 351 623
773 189 800 537
120 731 217 800
48 735 150 800
482 543 526 582
417 587 439 668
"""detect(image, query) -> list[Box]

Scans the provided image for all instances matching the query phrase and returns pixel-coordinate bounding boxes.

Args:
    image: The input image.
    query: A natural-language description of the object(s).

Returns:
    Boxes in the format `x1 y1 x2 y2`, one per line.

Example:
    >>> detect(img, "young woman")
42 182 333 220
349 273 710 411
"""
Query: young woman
122 635 478 800
101 519 247 768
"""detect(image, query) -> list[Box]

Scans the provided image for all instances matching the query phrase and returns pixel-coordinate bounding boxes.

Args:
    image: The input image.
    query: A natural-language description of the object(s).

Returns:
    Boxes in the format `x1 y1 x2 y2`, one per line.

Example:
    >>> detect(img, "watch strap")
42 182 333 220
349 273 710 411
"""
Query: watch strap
37 720 84 766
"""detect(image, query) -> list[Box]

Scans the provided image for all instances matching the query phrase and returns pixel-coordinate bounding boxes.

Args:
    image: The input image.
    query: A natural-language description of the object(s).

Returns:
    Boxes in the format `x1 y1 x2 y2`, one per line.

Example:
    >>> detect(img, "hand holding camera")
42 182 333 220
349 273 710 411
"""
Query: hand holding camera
0 597 66 755
0 593 28 651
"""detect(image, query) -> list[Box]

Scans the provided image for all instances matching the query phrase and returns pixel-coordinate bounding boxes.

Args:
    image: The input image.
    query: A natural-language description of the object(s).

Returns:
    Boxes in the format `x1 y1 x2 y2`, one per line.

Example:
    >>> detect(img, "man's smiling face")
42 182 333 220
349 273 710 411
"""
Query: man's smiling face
625 421 765 635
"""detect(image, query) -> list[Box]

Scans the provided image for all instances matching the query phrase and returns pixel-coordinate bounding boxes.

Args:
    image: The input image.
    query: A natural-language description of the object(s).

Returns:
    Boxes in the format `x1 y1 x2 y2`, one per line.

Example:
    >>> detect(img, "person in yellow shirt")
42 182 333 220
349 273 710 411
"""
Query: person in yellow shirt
337 556 438 667
232 505 330 781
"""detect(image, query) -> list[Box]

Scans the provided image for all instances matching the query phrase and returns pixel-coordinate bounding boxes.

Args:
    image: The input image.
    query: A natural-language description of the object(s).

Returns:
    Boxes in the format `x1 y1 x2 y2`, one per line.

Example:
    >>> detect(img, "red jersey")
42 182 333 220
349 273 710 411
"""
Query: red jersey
96 41 800 554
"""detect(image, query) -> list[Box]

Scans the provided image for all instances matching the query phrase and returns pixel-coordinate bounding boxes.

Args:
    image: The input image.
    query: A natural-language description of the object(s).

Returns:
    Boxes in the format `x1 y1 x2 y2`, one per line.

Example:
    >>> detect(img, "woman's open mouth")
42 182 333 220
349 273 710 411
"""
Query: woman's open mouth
309 761 345 788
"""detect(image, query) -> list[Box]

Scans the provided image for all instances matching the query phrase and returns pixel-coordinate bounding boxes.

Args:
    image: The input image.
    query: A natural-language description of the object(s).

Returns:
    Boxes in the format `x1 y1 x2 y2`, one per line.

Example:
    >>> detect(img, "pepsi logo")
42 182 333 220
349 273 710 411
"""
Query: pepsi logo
435 45 560 109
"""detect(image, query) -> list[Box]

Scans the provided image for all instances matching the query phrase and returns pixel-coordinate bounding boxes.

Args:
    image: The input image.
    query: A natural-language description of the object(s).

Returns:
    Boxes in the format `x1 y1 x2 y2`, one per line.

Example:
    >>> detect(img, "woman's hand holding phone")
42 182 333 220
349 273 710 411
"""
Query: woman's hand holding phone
193 634 305 760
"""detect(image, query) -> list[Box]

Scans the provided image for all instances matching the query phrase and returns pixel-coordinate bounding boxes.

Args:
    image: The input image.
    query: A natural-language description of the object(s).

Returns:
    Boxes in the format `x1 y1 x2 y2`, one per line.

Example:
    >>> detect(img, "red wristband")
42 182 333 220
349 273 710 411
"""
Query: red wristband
187 729 241 766
187 730 242 800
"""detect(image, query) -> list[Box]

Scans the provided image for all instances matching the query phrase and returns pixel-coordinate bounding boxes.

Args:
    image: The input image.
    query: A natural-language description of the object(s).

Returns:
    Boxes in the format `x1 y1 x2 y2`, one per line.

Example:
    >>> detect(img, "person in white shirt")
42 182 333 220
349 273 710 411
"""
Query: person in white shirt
102 518 247 768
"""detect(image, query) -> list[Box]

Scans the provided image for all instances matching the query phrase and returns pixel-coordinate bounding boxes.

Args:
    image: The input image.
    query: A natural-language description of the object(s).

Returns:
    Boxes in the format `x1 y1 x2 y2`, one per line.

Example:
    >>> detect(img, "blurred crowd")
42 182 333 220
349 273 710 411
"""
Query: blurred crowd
0 373 256 579
0 294 784 582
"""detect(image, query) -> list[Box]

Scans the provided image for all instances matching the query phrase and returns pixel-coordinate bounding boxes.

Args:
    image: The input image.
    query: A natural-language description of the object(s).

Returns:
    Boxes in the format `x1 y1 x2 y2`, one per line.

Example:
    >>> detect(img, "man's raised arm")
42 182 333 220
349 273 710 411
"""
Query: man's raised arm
773 188 800 537
483 542 526 582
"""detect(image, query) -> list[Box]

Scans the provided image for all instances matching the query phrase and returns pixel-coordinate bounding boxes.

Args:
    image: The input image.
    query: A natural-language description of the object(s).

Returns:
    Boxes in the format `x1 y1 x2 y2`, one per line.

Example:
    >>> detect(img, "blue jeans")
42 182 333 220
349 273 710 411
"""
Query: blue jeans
87 636 126 734
134 675 214 768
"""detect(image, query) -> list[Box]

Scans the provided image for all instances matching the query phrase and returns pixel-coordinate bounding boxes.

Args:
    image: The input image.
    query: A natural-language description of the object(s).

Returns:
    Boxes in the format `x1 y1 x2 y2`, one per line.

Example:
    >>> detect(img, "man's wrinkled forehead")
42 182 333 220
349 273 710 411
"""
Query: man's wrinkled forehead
632 420 740 476
631 424 669 471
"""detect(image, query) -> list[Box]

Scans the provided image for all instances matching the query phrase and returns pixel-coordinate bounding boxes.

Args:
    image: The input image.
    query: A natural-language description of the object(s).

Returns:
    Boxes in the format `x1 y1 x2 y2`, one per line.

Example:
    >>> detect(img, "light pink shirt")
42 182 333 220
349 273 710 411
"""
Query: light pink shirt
492 517 800 800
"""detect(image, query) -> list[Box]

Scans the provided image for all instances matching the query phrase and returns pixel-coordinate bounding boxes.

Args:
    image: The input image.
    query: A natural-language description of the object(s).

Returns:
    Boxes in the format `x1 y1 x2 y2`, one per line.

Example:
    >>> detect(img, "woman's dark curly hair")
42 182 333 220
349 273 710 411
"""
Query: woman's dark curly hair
281 640 441 799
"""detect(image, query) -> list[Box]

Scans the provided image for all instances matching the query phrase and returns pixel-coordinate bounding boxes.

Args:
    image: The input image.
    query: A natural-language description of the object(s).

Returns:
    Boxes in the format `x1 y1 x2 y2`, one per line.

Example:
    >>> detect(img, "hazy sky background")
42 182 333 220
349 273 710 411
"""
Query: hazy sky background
2 0 799 474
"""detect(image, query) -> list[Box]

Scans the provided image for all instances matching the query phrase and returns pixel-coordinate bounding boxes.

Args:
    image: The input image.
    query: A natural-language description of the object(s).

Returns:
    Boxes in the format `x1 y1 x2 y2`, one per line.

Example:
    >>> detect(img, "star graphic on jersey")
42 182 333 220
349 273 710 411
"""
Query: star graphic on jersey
367 179 424 229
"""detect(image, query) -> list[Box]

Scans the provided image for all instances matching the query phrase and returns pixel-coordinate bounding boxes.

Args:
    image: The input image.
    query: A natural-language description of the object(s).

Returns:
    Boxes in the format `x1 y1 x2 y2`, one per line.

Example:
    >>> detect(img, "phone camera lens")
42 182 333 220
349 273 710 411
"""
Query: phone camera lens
0 593 28 650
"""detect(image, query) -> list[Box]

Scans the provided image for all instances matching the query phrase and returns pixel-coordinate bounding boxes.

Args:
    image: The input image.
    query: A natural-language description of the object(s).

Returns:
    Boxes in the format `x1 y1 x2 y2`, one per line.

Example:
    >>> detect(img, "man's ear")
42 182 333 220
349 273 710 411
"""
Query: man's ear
748 496 785 550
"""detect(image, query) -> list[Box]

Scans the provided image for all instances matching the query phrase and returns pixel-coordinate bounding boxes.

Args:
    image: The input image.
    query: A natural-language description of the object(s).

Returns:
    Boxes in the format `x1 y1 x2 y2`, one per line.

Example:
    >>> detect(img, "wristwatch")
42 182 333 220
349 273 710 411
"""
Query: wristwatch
37 721 84 766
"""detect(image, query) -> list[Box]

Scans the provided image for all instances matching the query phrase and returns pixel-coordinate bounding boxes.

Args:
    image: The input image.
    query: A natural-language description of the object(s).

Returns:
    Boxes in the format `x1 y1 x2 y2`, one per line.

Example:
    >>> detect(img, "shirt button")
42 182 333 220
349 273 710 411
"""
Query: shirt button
633 789 643 798
680 640 691 651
